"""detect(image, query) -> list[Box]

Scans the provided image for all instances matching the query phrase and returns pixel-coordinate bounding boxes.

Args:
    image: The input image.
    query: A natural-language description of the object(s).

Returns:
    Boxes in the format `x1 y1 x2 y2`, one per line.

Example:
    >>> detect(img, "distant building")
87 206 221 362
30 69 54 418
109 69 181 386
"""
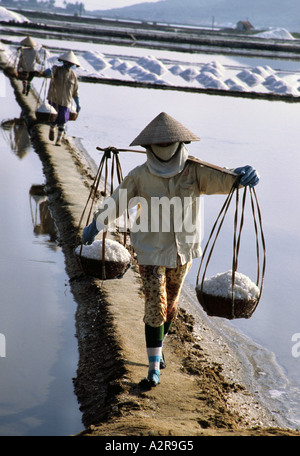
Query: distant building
236 21 254 32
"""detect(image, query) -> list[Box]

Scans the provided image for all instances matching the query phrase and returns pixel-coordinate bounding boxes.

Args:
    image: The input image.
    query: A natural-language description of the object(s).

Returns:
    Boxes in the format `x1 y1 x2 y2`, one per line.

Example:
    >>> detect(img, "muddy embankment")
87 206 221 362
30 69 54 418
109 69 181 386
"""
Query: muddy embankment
3 67 300 436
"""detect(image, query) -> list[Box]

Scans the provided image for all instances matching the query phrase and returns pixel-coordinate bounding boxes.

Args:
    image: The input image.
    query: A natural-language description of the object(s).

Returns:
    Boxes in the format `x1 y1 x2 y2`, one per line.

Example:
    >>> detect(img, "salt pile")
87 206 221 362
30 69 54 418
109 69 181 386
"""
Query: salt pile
255 28 295 40
109 57 123 69
180 67 199 81
197 71 228 90
169 64 185 75
197 270 260 301
201 61 224 78
236 69 265 87
83 51 109 71
137 55 167 76
225 77 248 92
252 66 273 78
0 6 29 23
76 239 131 263
36 101 57 114
116 61 133 74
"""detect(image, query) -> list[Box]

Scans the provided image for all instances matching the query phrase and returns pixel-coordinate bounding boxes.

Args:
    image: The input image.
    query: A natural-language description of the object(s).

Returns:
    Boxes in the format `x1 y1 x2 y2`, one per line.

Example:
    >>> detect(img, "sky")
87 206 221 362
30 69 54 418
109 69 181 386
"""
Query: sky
55 0 161 11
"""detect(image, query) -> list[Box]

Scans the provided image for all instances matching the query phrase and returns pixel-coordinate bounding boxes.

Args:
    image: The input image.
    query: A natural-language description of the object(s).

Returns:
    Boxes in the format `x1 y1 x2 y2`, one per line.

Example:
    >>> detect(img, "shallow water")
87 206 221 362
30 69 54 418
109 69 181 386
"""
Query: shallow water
0 77 83 435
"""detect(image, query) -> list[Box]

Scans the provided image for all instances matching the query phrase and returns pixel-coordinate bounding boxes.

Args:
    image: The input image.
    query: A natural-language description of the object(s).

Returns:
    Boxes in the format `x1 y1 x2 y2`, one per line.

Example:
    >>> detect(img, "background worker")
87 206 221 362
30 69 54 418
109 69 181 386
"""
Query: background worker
82 112 260 389
44 50 81 146
17 36 42 96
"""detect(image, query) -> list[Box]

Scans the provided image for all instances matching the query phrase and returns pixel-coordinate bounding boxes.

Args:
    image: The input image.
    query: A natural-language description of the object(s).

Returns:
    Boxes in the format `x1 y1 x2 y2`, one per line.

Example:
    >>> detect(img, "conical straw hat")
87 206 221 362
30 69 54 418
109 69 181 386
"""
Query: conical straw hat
130 112 200 146
58 50 80 67
20 36 37 47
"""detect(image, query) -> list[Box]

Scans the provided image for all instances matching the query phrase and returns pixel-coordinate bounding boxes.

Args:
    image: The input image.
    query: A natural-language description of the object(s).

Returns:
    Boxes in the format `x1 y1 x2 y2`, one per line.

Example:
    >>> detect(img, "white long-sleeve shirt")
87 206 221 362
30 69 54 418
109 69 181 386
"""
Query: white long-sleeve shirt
47 65 78 108
94 155 237 268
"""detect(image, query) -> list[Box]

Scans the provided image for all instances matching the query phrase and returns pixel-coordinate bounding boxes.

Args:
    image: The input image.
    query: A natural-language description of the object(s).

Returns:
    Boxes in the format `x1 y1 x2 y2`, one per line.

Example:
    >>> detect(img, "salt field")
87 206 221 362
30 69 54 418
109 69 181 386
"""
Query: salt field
2 27 300 98
1 17 300 431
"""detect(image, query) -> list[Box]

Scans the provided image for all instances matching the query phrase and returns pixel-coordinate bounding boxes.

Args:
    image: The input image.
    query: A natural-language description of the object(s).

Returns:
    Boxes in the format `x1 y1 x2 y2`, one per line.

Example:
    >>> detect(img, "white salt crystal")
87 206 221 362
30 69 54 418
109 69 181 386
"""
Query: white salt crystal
76 239 131 263
197 270 259 300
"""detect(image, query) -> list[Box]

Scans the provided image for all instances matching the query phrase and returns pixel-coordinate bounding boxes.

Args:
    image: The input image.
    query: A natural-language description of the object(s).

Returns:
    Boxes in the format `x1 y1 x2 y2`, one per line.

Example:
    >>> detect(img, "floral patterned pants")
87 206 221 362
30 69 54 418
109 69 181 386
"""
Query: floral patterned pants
139 261 192 328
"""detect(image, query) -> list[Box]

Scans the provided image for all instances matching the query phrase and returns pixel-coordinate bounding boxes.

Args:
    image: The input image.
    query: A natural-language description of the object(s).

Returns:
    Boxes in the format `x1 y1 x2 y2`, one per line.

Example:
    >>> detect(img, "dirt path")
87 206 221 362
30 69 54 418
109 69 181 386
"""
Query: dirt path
4 71 300 437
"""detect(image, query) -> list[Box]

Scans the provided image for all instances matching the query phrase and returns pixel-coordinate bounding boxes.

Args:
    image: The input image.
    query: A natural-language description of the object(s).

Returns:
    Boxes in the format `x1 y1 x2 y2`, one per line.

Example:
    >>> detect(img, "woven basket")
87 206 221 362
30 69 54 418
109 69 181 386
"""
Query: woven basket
196 289 258 320
17 71 29 80
195 185 266 321
35 111 57 123
76 253 130 280
69 111 78 121
3 66 18 78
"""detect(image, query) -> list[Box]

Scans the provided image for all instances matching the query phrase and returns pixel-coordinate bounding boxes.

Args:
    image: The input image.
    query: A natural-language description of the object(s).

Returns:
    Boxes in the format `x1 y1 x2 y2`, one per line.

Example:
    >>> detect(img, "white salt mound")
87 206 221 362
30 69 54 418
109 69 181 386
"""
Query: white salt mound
76 239 131 263
36 102 57 114
255 28 294 40
0 6 29 23
197 270 259 300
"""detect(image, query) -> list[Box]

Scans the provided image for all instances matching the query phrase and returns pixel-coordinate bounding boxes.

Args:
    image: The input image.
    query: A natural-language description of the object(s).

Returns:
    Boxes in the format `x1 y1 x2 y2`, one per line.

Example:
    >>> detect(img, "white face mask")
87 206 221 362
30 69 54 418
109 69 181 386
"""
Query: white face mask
151 142 180 161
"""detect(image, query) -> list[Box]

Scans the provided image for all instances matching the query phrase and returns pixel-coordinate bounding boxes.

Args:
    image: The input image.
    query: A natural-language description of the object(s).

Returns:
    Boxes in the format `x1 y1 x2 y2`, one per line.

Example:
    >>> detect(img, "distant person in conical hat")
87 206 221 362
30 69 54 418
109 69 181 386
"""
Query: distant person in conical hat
82 112 260 389
17 36 42 96
44 50 81 146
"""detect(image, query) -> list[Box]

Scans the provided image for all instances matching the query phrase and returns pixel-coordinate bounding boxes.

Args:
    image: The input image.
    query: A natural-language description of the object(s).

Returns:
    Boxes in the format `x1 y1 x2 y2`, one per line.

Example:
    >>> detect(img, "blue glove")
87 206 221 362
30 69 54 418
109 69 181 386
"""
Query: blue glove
234 165 260 187
82 219 99 245
73 96 81 113
43 68 52 77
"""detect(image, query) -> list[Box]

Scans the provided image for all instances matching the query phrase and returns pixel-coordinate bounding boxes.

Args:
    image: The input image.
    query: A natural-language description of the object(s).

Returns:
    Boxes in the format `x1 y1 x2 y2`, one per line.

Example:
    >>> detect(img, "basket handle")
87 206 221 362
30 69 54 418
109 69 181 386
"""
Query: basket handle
76 147 128 279
196 182 237 289
196 184 266 318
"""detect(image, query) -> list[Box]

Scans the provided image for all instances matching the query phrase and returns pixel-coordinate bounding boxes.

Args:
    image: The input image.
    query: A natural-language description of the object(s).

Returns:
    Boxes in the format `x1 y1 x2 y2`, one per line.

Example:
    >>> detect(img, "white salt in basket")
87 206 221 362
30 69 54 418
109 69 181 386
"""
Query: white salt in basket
75 238 131 280
196 270 260 319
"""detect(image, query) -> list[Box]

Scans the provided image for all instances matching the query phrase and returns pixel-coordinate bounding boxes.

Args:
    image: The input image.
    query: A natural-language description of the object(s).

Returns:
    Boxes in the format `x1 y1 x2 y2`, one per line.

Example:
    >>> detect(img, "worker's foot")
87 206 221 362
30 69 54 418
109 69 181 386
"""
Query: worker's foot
55 129 64 146
139 369 160 390
49 127 55 141
160 352 166 369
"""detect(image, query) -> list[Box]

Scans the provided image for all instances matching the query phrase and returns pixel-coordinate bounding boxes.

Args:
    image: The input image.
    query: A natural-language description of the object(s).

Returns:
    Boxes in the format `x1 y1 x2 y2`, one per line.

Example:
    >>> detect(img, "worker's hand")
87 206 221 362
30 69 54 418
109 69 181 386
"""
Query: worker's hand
234 165 260 187
73 96 81 113
43 68 52 77
82 219 99 245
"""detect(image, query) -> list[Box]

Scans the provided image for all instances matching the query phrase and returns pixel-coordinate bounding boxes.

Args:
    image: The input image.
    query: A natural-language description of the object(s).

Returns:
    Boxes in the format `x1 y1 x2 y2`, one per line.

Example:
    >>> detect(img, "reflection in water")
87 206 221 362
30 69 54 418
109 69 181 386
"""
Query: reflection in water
0 98 82 434
1 117 31 159
29 184 58 245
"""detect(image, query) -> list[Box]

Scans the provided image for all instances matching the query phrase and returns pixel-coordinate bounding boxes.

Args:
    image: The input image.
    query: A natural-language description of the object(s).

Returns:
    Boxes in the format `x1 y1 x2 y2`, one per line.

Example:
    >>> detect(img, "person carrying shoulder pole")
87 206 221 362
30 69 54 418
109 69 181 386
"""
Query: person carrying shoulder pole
17 36 42 96
82 112 260 389
44 50 81 146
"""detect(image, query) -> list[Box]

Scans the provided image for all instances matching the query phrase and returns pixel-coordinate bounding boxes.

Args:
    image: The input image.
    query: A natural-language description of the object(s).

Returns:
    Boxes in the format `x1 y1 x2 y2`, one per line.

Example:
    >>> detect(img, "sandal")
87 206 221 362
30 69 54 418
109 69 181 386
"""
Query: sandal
139 369 160 390
160 352 166 369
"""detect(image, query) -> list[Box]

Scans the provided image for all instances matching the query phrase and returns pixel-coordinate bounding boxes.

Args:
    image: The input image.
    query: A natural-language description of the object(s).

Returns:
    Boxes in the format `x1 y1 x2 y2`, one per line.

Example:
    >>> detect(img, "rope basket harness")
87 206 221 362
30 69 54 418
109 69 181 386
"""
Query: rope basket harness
196 182 266 320
75 147 131 280
35 50 59 123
